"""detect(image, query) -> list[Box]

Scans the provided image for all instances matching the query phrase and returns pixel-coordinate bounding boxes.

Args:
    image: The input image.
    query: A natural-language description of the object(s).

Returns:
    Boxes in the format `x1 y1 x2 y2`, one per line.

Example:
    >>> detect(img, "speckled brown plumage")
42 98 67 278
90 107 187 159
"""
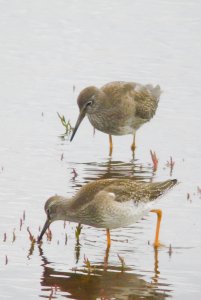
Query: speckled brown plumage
38 178 177 246
70 81 161 154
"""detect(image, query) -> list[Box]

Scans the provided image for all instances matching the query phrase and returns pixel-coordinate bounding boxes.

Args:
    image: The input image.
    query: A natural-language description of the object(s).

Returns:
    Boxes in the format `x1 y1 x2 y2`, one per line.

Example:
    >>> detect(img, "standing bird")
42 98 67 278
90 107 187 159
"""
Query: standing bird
70 81 161 155
38 178 177 248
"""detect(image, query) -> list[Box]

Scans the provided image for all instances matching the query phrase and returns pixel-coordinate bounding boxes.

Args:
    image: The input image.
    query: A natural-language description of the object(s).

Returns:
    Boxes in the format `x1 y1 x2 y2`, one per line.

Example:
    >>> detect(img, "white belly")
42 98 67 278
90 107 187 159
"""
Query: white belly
101 200 154 229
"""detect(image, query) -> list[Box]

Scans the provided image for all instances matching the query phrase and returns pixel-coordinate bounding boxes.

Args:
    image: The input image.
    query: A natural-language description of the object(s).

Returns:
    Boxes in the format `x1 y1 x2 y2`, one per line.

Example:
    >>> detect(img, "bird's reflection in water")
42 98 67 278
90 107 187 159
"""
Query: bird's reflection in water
70 158 155 190
37 244 171 300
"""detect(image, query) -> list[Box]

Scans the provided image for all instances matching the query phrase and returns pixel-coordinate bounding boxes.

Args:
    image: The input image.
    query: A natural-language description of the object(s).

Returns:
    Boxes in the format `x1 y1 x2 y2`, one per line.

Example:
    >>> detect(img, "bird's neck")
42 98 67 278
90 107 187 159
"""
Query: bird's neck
55 196 81 223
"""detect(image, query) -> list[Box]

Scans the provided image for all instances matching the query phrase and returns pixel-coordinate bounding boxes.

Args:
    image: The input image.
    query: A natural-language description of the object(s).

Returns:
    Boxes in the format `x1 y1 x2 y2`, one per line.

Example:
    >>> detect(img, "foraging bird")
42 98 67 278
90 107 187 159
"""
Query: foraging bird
38 178 177 248
70 81 161 155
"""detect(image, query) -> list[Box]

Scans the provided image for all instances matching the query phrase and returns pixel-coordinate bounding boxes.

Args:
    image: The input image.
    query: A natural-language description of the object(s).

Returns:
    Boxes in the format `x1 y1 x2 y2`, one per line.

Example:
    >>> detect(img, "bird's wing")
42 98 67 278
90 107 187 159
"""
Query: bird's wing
71 179 119 209
102 81 161 120
134 85 161 120
72 179 177 209
103 179 177 203
101 81 137 103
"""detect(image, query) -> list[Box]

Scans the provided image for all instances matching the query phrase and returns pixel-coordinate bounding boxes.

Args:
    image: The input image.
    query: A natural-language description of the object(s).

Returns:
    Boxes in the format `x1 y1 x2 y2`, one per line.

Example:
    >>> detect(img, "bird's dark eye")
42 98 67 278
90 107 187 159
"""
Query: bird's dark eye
86 100 93 106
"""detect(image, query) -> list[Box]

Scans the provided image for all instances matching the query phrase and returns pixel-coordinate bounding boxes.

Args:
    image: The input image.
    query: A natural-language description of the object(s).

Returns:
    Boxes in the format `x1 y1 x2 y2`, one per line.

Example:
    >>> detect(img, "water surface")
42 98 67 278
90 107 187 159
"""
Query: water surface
0 0 201 299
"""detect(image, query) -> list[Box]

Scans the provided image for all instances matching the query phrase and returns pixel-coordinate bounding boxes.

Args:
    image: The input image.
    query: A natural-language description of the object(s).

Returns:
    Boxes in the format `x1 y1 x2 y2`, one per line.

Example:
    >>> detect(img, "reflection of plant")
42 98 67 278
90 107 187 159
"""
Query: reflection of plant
83 255 91 275
117 254 126 272
83 255 96 275
46 228 52 241
75 223 82 243
150 150 158 172
57 112 73 135
27 227 36 243
166 156 175 176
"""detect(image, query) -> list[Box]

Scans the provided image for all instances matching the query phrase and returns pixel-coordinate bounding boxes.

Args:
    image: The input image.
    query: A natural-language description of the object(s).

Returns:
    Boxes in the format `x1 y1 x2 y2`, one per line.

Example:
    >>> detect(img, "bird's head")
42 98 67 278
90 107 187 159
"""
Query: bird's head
38 195 67 242
70 86 103 141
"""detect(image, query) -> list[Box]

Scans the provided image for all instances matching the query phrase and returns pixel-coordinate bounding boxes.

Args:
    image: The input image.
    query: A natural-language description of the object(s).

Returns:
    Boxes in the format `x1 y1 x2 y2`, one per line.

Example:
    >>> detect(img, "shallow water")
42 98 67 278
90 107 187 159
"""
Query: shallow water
0 0 201 299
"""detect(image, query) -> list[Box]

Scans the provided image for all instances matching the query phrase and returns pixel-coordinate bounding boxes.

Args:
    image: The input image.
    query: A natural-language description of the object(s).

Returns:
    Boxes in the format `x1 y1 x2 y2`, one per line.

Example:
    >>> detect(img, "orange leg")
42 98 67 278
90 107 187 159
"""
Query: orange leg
109 134 113 156
131 132 136 153
150 209 162 247
106 228 111 248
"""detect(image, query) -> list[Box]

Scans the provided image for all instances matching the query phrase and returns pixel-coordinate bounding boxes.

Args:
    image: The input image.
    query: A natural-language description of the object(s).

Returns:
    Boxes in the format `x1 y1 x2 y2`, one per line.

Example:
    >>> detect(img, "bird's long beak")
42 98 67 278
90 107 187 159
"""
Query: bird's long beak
70 108 86 141
38 219 51 242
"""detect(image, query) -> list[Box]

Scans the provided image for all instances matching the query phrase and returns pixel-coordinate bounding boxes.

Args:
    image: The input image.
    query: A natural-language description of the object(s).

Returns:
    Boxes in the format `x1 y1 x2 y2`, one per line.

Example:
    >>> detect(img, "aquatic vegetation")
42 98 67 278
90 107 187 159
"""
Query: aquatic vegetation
117 254 126 272
3 233 7 242
71 168 78 179
83 255 93 275
150 150 158 172
12 229 16 243
27 227 36 243
166 156 175 175
46 228 52 241
197 186 201 194
75 223 82 243
65 233 68 245
57 112 73 135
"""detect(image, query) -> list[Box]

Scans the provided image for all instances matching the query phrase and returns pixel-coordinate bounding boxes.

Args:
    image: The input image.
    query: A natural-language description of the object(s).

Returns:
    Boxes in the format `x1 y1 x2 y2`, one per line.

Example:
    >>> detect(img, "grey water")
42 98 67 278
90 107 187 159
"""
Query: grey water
0 0 201 299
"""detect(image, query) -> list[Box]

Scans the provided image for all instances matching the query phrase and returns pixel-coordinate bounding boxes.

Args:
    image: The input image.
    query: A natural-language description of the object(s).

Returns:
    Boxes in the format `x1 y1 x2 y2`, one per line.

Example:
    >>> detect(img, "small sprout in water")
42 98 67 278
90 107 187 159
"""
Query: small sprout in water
23 210 26 221
3 233 7 242
12 229 16 243
27 227 36 243
197 186 201 195
117 254 126 272
57 112 73 135
168 244 173 257
65 233 68 245
20 218 23 231
83 255 91 275
48 287 54 300
187 193 191 202
75 223 82 242
46 228 52 241
73 85 76 93
60 153 64 161
166 156 175 175
71 168 78 179
5 255 8 265
150 150 158 172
